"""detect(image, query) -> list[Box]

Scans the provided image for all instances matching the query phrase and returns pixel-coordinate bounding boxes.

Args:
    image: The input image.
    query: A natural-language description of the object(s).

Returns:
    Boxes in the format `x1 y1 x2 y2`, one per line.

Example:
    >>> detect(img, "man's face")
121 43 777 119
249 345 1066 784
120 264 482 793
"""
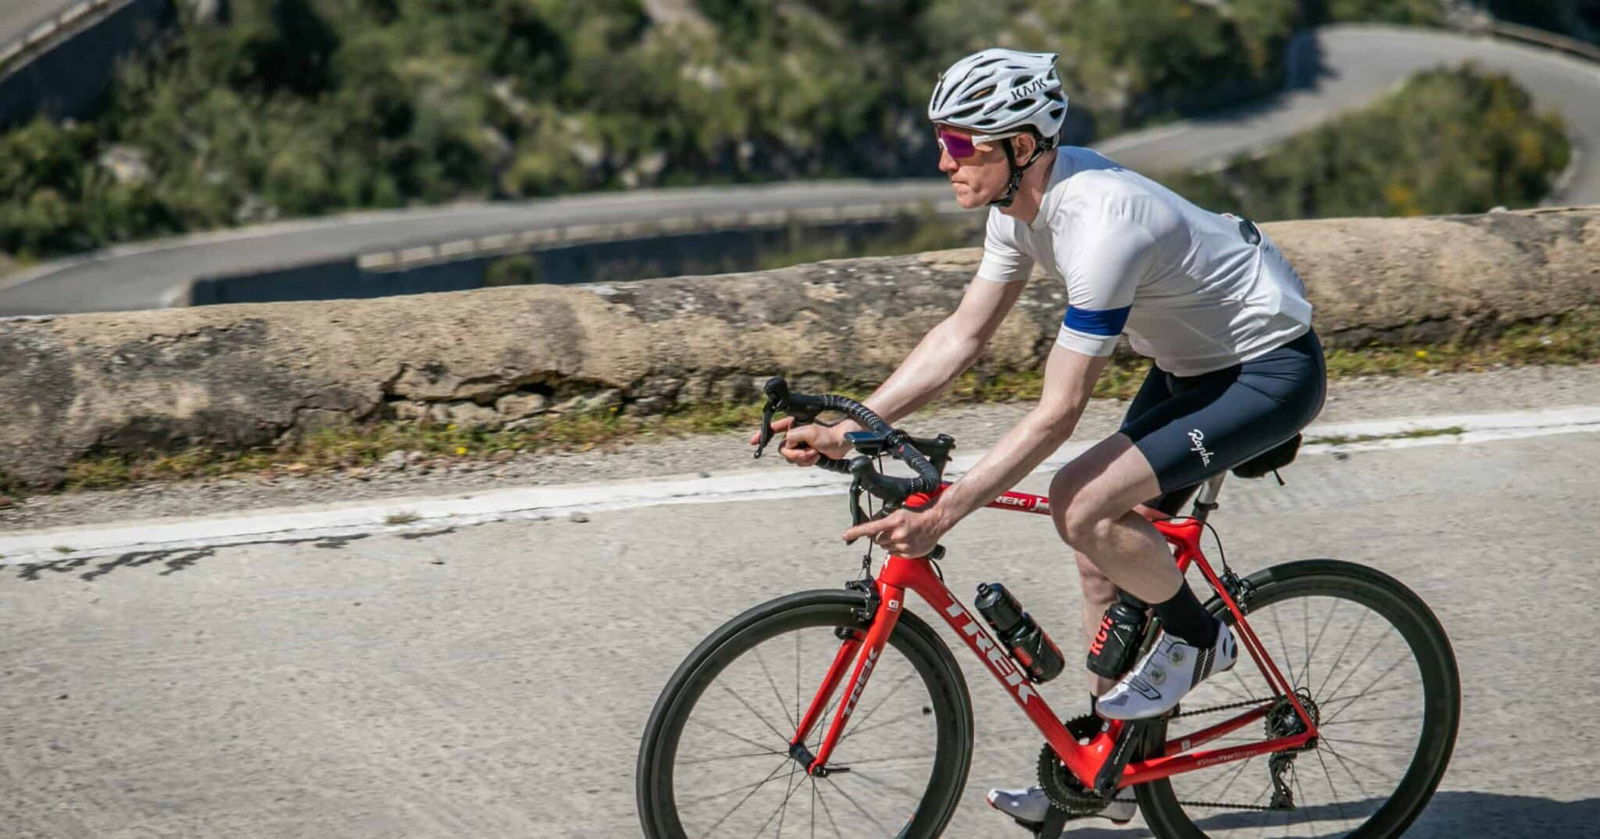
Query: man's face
935 125 1016 209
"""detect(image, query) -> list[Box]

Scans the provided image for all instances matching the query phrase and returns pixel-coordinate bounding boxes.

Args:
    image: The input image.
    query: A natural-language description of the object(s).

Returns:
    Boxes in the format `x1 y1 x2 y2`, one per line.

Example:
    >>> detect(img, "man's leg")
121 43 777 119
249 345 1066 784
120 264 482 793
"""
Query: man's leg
1050 433 1185 607
1074 549 1118 696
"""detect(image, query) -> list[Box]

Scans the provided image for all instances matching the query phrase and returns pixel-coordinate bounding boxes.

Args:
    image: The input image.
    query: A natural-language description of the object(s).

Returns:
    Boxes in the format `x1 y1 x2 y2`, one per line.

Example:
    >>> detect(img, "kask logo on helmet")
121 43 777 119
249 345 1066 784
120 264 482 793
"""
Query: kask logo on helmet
1009 77 1051 101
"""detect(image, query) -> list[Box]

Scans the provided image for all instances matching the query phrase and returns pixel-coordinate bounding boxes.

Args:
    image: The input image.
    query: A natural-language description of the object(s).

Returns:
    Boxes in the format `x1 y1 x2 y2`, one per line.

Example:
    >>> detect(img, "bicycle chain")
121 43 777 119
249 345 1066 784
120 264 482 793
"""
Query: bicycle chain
1039 695 1295 815
1163 694 1297 813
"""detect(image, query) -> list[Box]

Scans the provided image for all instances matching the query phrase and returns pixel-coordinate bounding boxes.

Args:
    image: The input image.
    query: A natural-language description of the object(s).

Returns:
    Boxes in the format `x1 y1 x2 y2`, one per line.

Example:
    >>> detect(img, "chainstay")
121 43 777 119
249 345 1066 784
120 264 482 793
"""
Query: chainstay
1152 694 1295 812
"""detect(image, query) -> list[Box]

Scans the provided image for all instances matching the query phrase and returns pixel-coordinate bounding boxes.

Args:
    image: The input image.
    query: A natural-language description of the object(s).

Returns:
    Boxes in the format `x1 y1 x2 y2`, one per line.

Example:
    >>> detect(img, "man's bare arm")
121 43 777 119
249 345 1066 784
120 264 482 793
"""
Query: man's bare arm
857 276 1028 424
933 343 1110 523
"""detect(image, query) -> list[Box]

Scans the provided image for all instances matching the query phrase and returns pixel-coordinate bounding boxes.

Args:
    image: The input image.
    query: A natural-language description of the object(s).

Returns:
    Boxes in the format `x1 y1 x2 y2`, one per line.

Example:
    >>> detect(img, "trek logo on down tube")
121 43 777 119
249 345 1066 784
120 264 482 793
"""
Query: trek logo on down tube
945 602 1037 705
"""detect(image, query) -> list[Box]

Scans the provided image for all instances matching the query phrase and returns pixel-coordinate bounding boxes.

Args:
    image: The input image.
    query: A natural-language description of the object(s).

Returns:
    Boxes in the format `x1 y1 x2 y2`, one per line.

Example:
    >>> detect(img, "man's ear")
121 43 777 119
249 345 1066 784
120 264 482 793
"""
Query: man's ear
1011 132 1037 161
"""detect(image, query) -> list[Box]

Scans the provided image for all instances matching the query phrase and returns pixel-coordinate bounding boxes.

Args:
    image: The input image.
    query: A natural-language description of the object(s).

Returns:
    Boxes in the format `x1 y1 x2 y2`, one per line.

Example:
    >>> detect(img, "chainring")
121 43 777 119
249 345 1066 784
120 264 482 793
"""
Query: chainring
1036 714 1129 816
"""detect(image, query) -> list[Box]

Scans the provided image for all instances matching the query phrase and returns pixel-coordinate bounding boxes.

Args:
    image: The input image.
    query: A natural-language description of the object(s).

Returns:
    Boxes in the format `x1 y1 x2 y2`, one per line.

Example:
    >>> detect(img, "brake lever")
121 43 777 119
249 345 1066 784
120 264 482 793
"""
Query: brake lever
753 403 777 459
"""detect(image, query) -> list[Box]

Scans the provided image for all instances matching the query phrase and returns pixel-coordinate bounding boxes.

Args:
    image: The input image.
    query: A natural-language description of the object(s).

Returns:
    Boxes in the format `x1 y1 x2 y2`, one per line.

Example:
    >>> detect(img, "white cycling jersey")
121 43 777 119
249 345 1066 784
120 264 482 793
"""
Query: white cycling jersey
976 147 1313 377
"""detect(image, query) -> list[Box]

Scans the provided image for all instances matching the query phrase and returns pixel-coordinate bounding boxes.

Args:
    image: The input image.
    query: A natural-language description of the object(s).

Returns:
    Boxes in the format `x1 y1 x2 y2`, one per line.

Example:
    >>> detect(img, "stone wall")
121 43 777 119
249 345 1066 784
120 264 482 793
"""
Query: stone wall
1 206 1597 489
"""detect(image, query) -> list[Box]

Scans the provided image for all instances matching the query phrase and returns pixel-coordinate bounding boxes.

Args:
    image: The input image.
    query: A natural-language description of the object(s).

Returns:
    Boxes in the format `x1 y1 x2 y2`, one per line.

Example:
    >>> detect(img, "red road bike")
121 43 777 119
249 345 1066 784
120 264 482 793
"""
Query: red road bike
638 379 1459 838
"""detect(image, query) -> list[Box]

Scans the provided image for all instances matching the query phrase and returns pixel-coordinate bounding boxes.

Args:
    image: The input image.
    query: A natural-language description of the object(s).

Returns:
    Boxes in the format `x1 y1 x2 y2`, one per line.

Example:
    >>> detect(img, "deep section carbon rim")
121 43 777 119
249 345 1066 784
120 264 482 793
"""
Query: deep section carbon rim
639 593 971 839
1138 561 1458 839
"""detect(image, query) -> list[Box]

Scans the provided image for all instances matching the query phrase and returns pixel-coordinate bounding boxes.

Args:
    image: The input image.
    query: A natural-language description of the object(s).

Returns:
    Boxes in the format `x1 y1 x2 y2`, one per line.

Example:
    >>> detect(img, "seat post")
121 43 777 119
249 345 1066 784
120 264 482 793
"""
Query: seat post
1190 472 1227 522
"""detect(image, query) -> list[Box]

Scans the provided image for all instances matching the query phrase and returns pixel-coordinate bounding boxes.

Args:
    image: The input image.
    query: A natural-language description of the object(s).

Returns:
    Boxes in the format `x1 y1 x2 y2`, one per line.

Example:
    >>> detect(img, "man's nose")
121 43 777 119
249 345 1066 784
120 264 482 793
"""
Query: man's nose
937 148 957 173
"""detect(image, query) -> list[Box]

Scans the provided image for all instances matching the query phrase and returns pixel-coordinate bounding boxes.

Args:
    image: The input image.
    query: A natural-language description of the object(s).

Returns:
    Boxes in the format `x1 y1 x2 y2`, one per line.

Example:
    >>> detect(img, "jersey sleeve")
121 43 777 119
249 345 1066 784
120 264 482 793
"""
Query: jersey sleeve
975 209 1034 283
1053 205 1158 357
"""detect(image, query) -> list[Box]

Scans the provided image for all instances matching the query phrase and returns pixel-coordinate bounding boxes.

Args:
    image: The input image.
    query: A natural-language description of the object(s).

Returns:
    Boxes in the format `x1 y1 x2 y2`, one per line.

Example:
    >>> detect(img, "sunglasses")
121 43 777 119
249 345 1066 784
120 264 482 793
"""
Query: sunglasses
935 126 1021 160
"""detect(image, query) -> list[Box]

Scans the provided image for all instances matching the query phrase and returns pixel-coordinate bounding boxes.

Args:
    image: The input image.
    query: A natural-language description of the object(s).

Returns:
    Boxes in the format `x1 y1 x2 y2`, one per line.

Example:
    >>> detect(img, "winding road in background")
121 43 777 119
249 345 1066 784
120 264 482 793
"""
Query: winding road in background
2 23 1599 316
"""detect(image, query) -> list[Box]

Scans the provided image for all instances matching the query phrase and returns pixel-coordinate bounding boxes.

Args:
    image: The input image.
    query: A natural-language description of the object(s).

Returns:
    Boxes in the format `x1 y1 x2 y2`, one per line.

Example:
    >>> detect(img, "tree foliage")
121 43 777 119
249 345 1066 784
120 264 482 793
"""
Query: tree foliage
0 1 1579 260
1164 65 1571 220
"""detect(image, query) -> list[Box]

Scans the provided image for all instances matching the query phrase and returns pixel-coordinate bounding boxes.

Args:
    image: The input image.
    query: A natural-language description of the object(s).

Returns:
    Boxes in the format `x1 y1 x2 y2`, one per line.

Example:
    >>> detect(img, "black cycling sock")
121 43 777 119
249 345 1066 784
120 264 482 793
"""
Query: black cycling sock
1153 584 1219 648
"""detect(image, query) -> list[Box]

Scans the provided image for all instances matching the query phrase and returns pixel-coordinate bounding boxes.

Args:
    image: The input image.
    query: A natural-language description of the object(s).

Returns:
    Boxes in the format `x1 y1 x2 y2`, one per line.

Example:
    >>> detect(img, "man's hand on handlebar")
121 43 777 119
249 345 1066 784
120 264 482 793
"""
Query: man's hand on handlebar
841 505 951 559
746 415 855 466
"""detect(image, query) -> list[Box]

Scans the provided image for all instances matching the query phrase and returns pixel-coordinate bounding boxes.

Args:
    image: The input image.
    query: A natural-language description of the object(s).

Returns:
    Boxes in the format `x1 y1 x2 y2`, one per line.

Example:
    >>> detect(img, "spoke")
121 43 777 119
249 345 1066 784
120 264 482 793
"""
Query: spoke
680 758 788 805
690 716 786 755
681 748 789 766
754 645 798 732
795 631 802 743
1291 763 1310 831
1318 681 1416 709
836 706 927 741
691 759 791 834
1320 735 1413 751
845 768 929 801
1314 606 1371 699
1271 603 1298 688
841 669 918 743
823 774 895 835
833 751 937 768
1321 742 1377 799
1212 754 1256 801
1304 598 1340 700
720 682 790 743
1231 663 1260 700
809 777 816 839
812 777 844 839
1313 746 1350 824
1301 597 1312 692
1321 713 1421 727
1323 740 1400 785
1320 653 1414 725
754 763 806 839
1319 631 1392 716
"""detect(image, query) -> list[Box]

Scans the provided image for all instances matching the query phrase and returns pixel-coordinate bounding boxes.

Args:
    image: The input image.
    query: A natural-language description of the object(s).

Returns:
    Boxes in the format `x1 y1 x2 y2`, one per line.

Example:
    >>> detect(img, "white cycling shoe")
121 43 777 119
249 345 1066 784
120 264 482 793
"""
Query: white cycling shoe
1097 620 1237 721
987 786 1137 826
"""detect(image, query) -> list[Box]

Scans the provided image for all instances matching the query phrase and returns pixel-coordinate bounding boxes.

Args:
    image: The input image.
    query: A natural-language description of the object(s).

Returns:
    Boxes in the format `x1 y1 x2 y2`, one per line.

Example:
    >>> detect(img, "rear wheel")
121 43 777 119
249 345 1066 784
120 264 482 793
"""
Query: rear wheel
637 590 975 838
1137 559 1460 839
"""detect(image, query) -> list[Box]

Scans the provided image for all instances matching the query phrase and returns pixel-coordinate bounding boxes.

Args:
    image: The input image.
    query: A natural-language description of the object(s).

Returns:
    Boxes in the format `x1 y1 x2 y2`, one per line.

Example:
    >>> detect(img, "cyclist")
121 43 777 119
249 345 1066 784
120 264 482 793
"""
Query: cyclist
754 48 1325 828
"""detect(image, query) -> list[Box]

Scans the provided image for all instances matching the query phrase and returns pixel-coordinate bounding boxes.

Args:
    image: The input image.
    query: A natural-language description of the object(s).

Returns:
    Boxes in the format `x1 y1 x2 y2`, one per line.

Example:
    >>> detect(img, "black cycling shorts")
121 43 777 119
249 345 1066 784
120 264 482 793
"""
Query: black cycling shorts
1119 329 1326 512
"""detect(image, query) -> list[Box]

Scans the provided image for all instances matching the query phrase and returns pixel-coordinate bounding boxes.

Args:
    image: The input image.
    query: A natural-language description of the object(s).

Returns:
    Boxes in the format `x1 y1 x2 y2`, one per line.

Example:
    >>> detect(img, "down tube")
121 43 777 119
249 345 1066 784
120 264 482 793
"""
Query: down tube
884 557 1098 786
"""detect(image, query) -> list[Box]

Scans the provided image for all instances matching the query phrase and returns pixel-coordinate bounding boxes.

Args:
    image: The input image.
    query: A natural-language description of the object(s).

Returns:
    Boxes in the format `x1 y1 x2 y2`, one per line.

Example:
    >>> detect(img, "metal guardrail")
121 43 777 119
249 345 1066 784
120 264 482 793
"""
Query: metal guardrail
0 0 127 76
354 199 964 272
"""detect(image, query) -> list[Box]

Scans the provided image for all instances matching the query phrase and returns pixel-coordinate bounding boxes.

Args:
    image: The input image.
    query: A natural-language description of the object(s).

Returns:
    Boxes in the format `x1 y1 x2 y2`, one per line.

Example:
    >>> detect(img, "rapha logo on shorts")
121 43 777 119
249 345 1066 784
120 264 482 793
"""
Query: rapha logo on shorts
1188 429 1215 466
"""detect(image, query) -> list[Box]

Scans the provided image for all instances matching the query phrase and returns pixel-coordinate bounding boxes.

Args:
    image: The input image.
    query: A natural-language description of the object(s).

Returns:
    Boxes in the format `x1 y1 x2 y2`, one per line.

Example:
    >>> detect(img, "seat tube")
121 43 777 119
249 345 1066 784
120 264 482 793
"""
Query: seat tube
808 579 905 772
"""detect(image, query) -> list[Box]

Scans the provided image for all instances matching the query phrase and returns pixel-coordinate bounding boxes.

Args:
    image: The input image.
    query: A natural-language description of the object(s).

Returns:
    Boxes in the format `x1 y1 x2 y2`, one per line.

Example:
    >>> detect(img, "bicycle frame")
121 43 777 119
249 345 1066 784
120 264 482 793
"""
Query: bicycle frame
788 484 1321 792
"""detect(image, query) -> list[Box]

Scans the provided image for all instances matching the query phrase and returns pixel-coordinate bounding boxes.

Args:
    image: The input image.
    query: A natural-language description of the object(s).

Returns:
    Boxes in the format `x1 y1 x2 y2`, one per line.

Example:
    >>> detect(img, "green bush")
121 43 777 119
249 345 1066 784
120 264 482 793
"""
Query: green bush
1162 65 1570 220
0 1 1578 262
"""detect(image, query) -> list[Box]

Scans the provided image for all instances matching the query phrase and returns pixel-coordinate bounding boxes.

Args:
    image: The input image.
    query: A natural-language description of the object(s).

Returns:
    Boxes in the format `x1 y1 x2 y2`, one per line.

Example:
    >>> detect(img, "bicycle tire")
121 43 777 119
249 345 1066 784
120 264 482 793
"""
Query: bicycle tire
637 589 975 839
1136 559 1460 839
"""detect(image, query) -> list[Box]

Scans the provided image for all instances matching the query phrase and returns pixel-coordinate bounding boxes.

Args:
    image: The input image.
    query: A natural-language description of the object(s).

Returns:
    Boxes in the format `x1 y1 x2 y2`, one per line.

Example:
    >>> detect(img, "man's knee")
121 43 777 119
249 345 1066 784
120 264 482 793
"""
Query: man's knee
1051 473 1118 550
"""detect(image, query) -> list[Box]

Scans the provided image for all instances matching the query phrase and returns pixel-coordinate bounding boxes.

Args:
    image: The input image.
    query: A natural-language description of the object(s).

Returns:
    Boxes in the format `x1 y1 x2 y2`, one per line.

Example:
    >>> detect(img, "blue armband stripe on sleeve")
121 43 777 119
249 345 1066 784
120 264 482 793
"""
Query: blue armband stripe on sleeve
1063 305 1131 336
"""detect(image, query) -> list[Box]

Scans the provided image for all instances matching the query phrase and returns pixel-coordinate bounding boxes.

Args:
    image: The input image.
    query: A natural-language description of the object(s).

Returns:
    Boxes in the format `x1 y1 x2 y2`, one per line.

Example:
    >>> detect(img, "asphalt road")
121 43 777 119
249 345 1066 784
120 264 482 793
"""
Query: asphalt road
3 24 1599 317
3 430 1597 837
0 0 67 49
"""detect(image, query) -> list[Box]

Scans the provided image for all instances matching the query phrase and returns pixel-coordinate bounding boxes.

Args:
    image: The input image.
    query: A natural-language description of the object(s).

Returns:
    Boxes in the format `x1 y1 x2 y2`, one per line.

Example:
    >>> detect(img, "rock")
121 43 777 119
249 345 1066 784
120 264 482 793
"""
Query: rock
496 392 549 420
568 512 590 523
443 402 502 429
0 495 15 508
392 401 430 422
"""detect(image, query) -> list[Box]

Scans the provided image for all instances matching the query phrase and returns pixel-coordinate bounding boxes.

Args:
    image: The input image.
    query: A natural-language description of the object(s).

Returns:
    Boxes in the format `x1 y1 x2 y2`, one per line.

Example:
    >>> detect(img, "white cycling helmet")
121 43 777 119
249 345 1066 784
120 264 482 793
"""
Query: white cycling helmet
927 48 1068 145
928 48 1067 207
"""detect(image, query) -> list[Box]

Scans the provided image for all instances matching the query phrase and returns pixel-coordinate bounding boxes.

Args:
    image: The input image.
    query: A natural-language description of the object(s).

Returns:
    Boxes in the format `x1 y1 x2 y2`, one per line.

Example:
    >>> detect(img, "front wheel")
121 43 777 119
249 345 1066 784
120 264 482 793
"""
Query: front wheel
637 590 975 838
1137 559 1461 839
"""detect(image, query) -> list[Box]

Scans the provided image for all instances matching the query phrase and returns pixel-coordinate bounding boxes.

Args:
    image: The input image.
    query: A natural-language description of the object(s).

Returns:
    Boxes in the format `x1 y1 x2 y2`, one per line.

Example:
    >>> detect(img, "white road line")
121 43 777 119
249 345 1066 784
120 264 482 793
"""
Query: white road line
2 406 1599 565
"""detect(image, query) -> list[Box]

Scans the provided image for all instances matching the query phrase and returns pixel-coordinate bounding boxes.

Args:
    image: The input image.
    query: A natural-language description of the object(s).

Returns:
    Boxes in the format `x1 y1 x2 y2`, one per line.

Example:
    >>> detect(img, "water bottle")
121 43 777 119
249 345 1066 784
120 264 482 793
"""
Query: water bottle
1086 595 1148 679
974 582 1065 683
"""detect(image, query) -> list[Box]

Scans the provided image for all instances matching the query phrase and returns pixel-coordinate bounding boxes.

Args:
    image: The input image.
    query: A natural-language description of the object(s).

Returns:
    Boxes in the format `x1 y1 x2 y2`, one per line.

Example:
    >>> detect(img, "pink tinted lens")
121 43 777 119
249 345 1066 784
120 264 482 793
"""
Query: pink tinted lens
937 128 977 159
